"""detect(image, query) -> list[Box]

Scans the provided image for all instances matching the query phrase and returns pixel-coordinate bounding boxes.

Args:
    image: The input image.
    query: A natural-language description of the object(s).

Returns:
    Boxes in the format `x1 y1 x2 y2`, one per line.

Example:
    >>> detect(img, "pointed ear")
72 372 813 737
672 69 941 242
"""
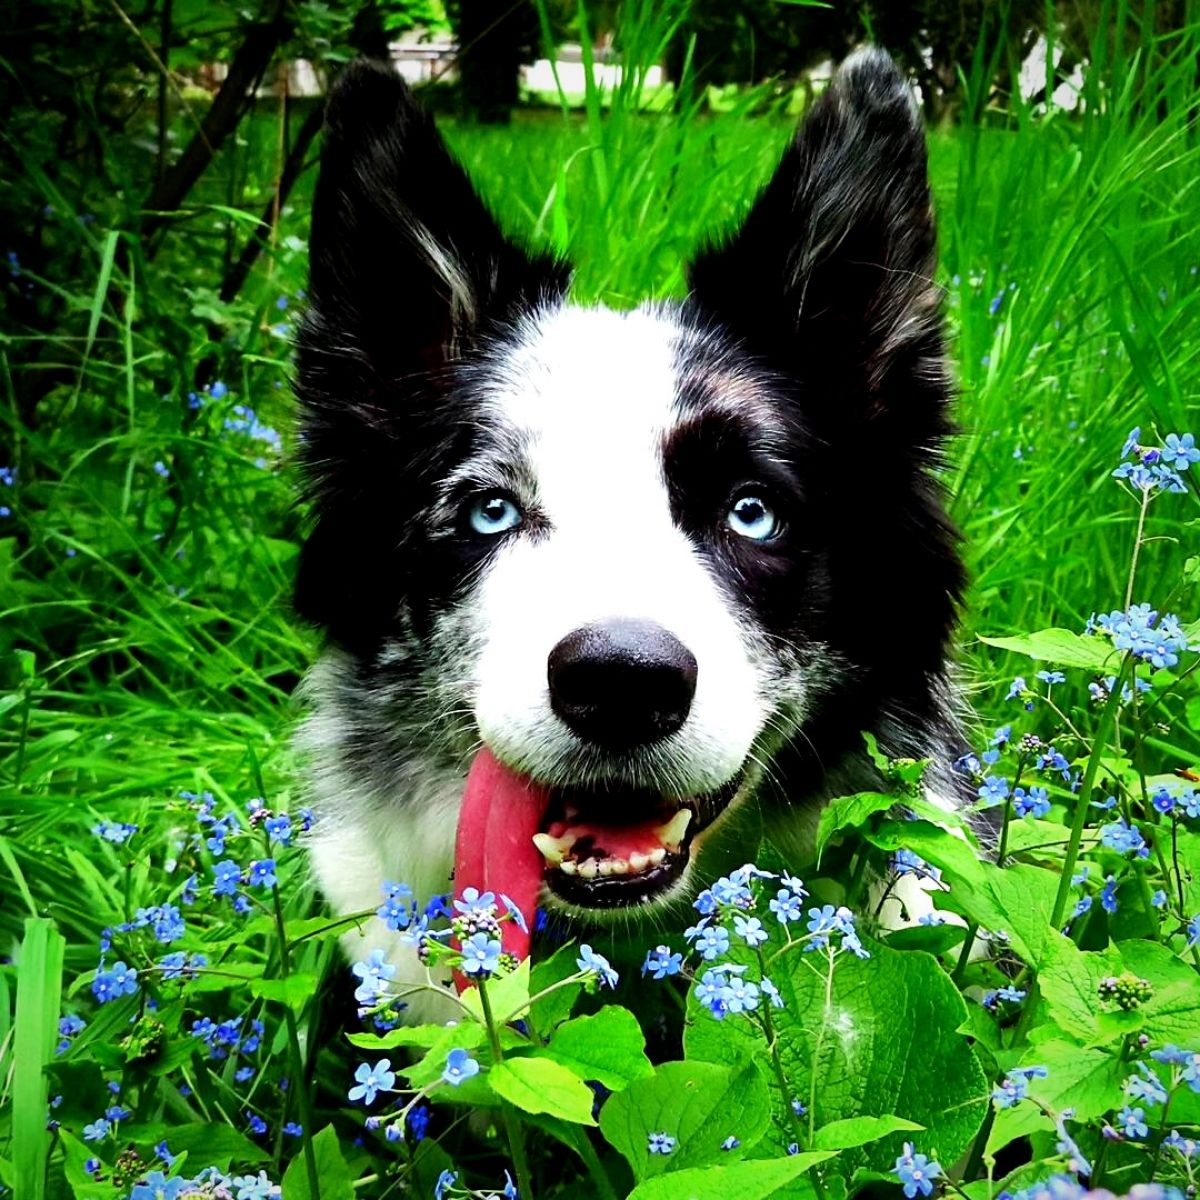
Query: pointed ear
294 62 568 649
300 59 568 396
687 48 946 443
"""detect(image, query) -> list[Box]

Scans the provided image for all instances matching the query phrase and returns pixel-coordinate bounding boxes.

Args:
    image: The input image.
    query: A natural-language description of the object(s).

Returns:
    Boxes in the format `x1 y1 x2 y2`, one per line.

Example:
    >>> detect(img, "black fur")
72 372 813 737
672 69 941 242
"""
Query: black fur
295 60 569 654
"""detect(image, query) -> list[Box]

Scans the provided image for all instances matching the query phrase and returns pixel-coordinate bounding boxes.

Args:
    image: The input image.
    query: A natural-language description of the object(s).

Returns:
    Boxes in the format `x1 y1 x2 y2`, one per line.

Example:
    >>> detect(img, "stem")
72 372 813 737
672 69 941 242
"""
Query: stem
951 923 979 987
995 797 1014 866
270 885 321 1200
478 979 534 1200
1124 490 1151 610
959 1103 996 1193
1050 660 1129 928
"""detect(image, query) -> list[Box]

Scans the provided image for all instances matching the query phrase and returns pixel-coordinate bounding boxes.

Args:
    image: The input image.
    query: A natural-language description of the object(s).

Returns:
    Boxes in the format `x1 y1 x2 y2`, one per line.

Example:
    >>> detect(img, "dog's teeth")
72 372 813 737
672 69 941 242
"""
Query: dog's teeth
647 847 666 866
577 859 598 880
598 860 615 876
532 832 574 865
559 860 577 875
655 808 693 849
563 804 580 822
629 852 650 872
610 859 630 874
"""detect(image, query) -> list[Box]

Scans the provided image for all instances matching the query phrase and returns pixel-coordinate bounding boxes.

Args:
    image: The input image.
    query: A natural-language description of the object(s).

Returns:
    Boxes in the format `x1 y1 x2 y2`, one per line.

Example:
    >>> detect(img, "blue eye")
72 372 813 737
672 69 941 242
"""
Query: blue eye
467 493 522 536
726 493 780 542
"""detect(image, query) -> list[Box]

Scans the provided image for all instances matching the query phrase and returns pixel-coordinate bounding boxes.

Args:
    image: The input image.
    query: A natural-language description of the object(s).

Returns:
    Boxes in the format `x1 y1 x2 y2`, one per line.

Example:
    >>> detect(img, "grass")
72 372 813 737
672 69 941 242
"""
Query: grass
0 4 1199 1194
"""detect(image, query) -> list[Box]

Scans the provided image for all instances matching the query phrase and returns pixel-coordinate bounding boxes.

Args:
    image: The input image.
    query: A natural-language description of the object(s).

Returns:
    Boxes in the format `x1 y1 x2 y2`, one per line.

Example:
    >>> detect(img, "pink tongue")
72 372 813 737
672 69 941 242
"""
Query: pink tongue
454 748 549 968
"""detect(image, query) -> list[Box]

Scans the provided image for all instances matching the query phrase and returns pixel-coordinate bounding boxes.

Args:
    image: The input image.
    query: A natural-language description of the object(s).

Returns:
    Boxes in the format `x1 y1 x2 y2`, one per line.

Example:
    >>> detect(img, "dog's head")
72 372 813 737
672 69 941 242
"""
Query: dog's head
295 50 963 919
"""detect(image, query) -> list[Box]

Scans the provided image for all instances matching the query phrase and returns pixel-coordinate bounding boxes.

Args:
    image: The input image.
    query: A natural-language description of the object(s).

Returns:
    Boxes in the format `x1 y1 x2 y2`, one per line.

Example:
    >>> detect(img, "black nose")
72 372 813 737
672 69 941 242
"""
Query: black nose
547 619 698 750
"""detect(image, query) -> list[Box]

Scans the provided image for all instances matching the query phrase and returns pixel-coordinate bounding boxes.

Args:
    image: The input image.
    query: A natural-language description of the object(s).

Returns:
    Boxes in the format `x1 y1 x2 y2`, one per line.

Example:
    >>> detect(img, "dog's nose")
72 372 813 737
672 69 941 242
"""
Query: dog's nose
547 619 698 750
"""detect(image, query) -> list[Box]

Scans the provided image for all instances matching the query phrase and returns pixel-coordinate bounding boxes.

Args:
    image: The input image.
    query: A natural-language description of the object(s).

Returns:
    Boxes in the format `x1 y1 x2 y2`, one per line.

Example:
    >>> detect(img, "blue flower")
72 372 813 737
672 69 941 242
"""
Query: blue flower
212 859 242 895
1099 819 1149 857
734 914 767 947
499 893 529 933
1125 1064 1168 1106
648 1131 677 1155
723 976 760 1013
694 924 731 960
577 944 618 988
893 1143 943 1198
1118 1105 1149 1138
460 932 502 977
1036 670 1066 685
768 888 804 924
105 1104 131 1121
977 776 1010 804
1100 875 1120 914
348 1059 395 1105
352 949 397 1003
283 1122 303 1136
695 969 731 1019
997 984 1027 1003
1163 432 1199 471
92 961 138 1004
264 814 292 846
434 1170 457 1200
454 887 496 916
247 858 277 889
721 1135 741 1151
1121 427 1142 458
1012 786 1051 819
893 849 938 878
1005 677 1027 701
407 1105 430 1140
1151 889 1168 908
760 977 785 1009
642 945 683 979
710 873 754 908
442 1048 480 1086
1188 915 1200 947
82 1117 111 1142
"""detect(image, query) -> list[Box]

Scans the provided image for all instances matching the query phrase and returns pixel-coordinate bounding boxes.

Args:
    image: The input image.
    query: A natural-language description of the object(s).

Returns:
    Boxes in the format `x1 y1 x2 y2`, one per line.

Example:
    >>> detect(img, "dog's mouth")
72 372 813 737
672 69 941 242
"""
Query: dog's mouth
453 748 742 962
533 776 740 908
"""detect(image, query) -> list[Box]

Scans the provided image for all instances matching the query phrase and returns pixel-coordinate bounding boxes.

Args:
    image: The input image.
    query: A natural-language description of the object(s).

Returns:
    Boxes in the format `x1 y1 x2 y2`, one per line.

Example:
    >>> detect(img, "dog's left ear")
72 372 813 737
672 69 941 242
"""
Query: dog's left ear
688 48 946 445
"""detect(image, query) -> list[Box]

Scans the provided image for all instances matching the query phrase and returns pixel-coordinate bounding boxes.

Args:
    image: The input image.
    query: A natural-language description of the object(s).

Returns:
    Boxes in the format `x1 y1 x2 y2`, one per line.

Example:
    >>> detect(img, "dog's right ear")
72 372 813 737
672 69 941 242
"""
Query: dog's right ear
294 63 567 651
300 60 568 394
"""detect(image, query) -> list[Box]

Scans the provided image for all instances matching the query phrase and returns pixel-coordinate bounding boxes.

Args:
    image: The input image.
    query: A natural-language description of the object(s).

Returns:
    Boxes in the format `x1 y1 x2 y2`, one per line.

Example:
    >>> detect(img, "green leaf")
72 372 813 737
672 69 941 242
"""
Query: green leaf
489 1056 598 1125
1037 935 1122 1044
986 1040 1125 1157
13 918 64 1200
400 1024 488 1090
528 943 585 1036
816 792 897 859
1117 940 1200 1046
347 1023 487 1053
626 1155 828 1200
280 1124 355 1200
811 1115 924 1151
249 972 318 1012
978 629 1117 671
156 1123 271 1167
59 1132 113 1200
599 1059 772 1179
867 822 1059 965
460 959 531 1024
537 1007 653 1092
686 939 989 1176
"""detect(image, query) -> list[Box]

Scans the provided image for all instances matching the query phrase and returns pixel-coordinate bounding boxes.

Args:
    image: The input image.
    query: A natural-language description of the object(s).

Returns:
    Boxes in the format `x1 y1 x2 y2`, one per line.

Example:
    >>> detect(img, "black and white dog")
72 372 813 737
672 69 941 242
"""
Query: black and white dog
293 48 966 990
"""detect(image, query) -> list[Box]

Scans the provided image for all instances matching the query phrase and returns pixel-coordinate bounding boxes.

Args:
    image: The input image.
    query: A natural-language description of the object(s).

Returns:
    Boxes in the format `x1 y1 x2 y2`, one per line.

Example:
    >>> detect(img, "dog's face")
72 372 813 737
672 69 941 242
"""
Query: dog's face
296 51 963 918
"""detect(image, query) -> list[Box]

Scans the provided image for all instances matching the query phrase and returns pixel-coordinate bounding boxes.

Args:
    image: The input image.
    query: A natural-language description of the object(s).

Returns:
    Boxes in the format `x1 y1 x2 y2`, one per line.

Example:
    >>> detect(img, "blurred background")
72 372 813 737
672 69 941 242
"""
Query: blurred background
1 2 1197 951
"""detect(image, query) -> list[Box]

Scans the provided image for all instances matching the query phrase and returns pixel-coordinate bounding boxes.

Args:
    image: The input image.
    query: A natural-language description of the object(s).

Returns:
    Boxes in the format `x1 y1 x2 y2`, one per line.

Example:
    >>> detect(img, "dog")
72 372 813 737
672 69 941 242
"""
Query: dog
292 47 966 1006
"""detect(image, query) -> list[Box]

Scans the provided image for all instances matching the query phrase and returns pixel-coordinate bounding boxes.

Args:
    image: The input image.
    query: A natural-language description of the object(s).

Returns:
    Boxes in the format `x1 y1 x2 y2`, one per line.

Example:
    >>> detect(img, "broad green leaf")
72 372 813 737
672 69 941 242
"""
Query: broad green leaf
58 1132 112 1200
868 821 1058 965
350 1023 489 1053
461 959 531 1024
157 1123 271 1167
281 1124 355 1200
1117 940 1200 1046
537 1007 653 1091
401 1024 487 1089
249 972 318 1012
489 1056 597 1125
986 1040 1124 1157
978 629 1117 671
686 938 989 1175
1037 935 1122 1044
600 1059 772 1179
528 943 586 1036
811 1115 924 1151
883 924 968 955
816 792 896 858
626 1155 828 1200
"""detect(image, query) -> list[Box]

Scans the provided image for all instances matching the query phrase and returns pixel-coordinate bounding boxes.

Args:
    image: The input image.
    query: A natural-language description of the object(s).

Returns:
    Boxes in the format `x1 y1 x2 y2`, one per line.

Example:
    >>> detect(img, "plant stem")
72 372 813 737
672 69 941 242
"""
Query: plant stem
270 885 320 1200
951 923 979 986
477 979 534 1200
1124 490 1151 610
1050 660 1129 928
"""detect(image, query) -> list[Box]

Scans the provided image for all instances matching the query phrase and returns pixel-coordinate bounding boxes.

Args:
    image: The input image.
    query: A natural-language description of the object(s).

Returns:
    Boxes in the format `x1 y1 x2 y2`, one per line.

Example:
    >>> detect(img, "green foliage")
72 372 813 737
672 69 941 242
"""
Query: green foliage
1 0 1199 1197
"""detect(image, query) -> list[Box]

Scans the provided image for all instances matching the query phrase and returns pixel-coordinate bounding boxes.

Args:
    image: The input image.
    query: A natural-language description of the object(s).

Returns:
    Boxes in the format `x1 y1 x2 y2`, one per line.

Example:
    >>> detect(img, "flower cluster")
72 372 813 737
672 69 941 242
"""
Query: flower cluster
1087 604 1190 671
1113 427 1197 495
640 864 867 1022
